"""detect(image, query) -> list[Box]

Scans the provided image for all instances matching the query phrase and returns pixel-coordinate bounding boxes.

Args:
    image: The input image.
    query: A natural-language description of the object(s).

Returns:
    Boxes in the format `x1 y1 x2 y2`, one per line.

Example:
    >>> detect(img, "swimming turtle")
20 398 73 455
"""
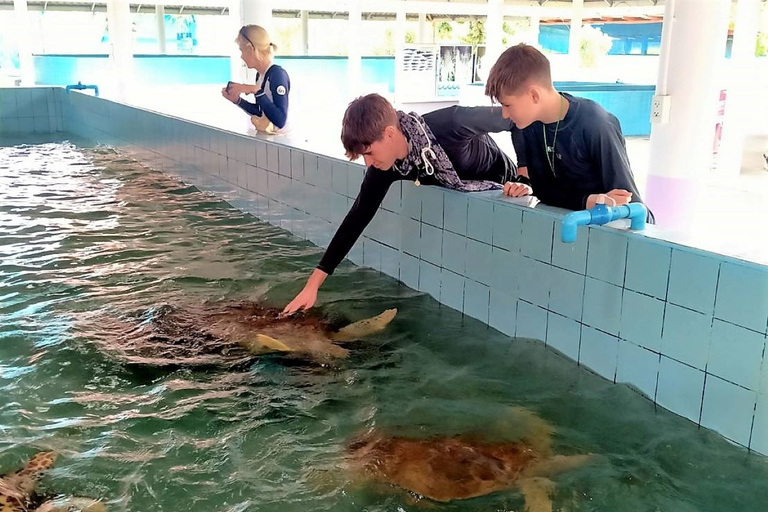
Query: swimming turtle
77 300 397 366
0 452 106 512
344 407 590 511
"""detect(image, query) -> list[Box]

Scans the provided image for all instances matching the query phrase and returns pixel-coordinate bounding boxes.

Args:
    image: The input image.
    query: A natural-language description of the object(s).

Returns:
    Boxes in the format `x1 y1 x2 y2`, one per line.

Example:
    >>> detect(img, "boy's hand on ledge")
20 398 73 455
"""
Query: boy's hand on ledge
586 189 632 209
503 181 533 198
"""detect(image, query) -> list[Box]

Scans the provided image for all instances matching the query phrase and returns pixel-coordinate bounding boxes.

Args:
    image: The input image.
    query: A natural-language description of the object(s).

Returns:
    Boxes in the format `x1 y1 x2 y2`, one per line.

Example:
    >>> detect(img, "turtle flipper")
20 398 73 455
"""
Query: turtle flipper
518 477 555 512
331 309 397 342
35 497 107 512
1 451 58 498
239 334 294 354
523 454 592 479
0 494 25 512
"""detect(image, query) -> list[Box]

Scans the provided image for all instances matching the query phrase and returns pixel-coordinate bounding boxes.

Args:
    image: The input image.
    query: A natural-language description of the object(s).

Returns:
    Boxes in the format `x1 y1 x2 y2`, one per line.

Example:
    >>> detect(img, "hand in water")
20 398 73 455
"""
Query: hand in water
281 287 317 317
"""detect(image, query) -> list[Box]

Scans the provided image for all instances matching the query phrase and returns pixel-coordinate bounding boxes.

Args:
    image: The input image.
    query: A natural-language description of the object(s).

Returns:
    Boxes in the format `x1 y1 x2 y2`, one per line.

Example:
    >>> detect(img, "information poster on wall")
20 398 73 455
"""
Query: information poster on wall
437 44 473 97
398 44 439 102
473 45 488 83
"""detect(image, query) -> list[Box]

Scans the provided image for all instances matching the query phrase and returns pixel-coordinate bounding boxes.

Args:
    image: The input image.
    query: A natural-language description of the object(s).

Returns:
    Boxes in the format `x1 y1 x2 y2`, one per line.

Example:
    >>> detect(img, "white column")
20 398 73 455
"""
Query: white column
528 15 540 47
646 0 731 228
485 0 505 67
106 0 134 101
13 0 34 85
156 5 166 54
568 0 584 71
394 8 407 103
241 0 272 32
347 3 363 99
301 10 309 55
716 0 761 176
418 12 428 43
229 0 243 82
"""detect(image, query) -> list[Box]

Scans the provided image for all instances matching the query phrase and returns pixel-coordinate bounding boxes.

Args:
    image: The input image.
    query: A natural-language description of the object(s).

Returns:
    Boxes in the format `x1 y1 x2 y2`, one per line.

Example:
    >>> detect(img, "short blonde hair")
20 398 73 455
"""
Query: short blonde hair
236 25 277 57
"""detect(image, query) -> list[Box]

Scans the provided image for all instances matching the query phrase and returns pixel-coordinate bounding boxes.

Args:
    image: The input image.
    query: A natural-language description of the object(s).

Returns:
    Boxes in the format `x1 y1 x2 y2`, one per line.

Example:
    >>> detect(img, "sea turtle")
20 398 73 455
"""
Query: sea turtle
76 300 398 366
0 452 106 512
344 407 591 511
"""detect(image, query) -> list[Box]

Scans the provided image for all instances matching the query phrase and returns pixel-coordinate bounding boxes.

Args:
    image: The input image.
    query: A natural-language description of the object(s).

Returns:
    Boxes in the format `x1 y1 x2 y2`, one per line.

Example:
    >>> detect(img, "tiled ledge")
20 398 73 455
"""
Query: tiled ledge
3 87 765 456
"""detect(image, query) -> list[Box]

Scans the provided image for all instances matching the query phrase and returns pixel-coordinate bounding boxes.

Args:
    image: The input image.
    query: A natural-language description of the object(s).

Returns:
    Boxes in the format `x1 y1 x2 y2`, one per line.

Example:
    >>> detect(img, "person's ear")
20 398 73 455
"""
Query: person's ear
530 86 541 104
383 125 396 140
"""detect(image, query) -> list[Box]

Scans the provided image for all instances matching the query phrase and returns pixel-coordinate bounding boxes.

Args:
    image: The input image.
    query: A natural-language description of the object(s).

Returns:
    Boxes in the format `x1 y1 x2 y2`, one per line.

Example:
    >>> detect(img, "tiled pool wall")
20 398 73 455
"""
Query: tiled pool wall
0 86 64 134
2 87 767 456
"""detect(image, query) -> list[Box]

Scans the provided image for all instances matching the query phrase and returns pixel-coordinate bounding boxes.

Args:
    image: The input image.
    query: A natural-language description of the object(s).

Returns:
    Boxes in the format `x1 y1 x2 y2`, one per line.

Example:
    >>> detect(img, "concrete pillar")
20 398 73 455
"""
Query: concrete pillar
529 15 540 47
229 0 244 82
646 0 731 229
394 8 407 103
418 12 428 43
156 5 166 54
241 0 272 33
301 10 309 55
106 0 134 101
347 3 363 98
13 0 34 85
485 0 505 68
716 0 761 176
568 0 584 69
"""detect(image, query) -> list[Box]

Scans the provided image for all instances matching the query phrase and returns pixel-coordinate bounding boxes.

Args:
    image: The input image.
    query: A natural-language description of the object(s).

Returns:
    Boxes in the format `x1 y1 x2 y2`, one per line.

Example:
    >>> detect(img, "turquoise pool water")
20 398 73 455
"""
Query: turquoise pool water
1 137 766 511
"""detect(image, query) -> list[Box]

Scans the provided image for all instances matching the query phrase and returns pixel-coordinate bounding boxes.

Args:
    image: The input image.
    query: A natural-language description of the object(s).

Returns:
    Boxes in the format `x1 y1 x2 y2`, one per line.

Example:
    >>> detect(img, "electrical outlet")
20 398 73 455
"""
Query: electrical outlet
650 95 671 124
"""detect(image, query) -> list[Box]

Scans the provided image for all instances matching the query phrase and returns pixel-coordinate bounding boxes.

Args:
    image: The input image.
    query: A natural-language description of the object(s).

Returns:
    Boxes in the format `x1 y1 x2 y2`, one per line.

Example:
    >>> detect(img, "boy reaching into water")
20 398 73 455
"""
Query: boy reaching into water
282 94 521 315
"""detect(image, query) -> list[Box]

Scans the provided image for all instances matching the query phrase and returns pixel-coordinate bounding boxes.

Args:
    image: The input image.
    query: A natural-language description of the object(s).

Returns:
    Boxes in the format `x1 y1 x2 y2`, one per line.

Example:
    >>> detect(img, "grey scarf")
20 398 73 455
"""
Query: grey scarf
394 111 502 192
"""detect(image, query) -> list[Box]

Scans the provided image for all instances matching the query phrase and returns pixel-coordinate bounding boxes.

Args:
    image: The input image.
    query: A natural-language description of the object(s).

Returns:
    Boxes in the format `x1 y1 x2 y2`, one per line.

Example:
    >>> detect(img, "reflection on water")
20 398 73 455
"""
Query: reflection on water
1 138 766 512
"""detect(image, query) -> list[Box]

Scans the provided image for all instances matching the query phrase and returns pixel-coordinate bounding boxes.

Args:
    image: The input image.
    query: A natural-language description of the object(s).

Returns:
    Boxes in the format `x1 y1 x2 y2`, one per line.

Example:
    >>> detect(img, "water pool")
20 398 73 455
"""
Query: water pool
1 138 766 512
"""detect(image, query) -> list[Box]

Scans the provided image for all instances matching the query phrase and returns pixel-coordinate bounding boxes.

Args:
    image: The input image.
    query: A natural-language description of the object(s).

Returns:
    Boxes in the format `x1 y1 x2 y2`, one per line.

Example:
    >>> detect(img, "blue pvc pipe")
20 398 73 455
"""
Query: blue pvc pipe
65 81 99 97
561 202 647 243
561 210 592 243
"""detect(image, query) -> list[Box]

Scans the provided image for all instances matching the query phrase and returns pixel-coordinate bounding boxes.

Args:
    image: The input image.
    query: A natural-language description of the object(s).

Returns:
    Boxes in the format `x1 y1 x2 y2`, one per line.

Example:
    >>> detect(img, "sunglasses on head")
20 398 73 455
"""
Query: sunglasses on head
239 26 255 48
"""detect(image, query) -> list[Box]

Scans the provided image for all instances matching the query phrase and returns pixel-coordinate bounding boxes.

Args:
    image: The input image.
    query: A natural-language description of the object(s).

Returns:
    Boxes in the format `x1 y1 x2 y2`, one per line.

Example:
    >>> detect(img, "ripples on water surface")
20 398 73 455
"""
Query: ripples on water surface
1 137 766 512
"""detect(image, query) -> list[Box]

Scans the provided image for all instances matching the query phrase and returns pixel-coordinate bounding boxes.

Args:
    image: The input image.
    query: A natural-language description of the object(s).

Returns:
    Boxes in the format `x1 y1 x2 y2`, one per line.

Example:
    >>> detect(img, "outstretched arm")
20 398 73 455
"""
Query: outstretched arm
282 168 398 314
451 105 515 137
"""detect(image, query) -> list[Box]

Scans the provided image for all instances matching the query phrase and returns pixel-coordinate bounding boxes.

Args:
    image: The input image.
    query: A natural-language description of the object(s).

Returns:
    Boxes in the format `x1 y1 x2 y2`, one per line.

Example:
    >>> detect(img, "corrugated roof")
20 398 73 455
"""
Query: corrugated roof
0 0 675 16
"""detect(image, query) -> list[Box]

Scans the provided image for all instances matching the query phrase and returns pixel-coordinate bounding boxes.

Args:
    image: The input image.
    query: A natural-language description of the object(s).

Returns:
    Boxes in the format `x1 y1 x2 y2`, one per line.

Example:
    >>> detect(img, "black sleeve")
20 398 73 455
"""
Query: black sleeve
589 114 639 196
450 106 514 137
512 127 526 168
237 97 262 116
535 184 590 211
317 168 399 275
257 67 290 129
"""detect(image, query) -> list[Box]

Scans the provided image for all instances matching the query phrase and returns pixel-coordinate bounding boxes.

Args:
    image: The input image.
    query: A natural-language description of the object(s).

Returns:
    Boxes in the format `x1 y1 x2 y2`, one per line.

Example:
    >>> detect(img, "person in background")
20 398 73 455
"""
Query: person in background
222 24 290 134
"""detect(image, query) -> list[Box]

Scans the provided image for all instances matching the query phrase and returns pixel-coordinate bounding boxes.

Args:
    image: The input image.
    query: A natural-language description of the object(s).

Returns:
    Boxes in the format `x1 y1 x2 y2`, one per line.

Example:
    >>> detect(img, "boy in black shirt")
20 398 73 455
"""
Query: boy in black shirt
486 44 647 213
282 94 520 315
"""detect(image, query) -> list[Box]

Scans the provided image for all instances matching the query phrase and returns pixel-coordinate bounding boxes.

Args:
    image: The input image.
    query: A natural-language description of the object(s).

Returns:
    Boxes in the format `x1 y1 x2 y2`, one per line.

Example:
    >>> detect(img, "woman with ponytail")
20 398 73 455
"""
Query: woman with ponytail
222 24 290 133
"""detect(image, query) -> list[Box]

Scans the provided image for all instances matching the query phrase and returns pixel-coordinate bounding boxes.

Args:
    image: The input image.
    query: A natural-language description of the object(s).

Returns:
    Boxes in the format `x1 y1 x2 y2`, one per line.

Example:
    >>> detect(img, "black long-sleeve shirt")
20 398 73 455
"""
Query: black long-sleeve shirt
515 93 645 211
317 106 519 275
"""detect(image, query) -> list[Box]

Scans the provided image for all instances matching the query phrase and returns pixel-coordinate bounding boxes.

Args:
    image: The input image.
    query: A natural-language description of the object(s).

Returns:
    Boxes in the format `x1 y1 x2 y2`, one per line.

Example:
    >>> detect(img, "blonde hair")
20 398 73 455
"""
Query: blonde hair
236 25 277 57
